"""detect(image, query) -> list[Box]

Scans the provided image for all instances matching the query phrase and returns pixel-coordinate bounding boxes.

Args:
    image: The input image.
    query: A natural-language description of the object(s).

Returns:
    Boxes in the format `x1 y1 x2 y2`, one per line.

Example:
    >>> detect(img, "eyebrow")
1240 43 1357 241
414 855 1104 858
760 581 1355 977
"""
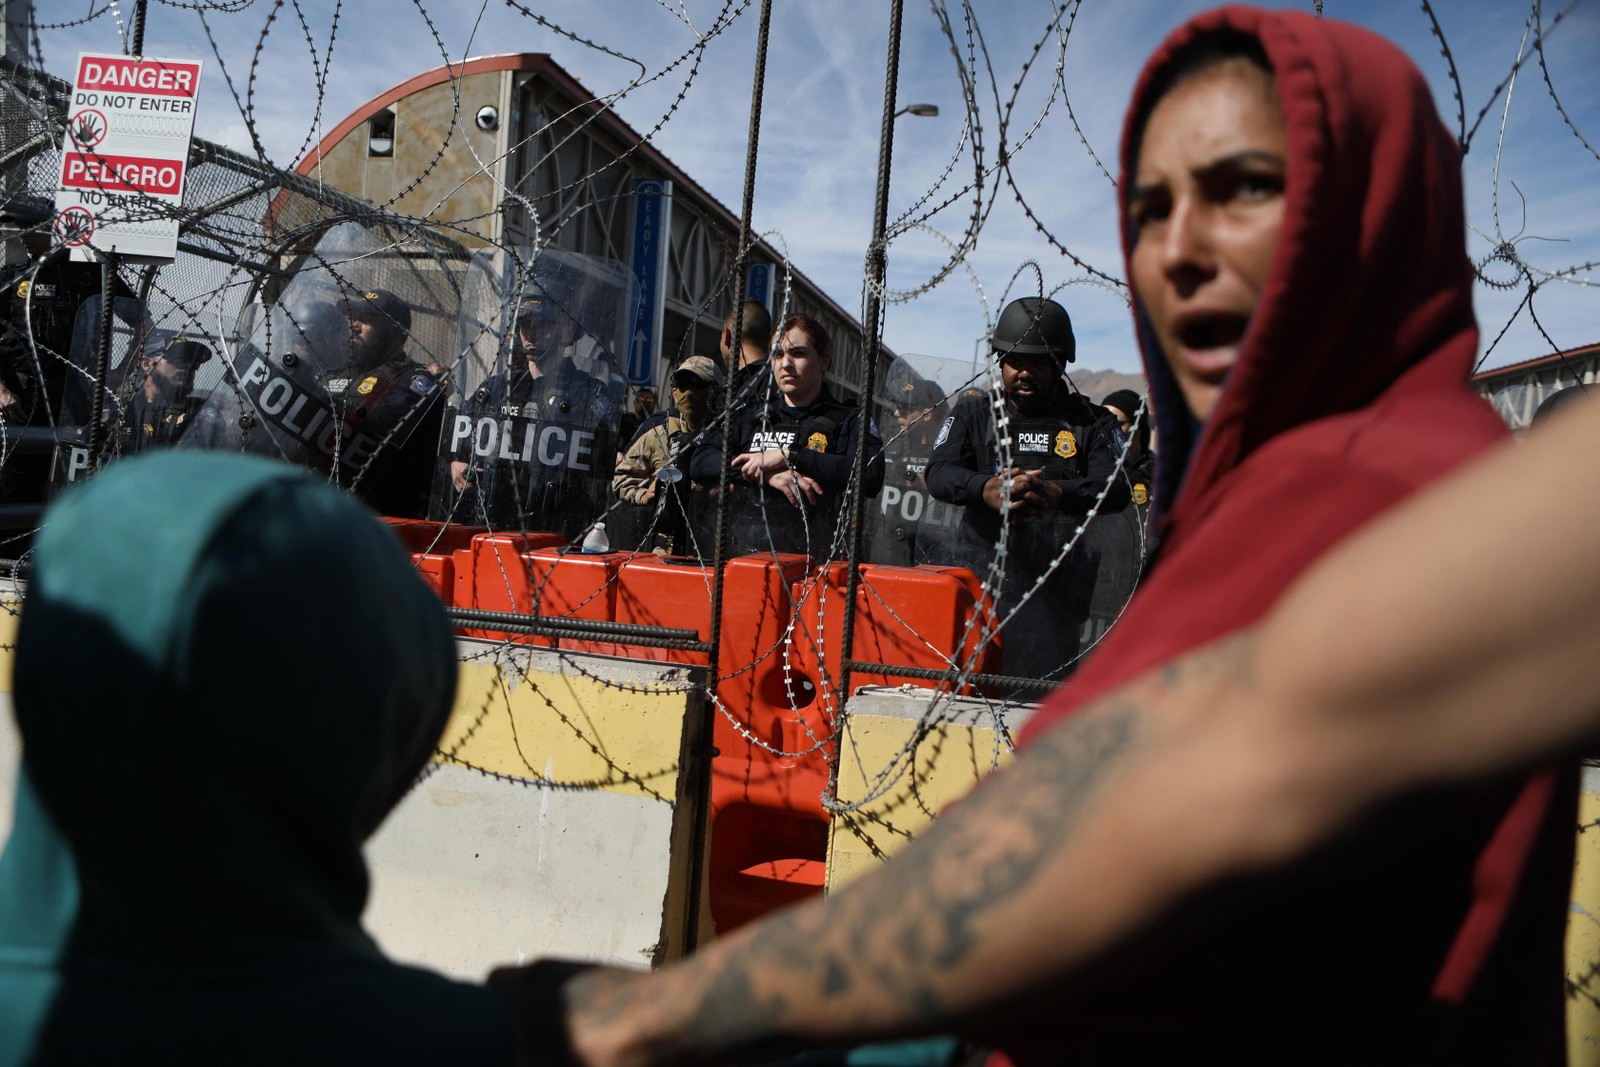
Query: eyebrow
1128 148 1287 205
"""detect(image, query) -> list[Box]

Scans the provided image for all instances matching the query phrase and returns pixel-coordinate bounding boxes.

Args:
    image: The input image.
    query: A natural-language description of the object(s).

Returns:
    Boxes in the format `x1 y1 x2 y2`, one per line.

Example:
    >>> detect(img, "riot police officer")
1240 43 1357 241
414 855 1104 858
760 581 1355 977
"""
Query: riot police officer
448 292 620 538
121 335 213 453
925 296 1128 682
181 286 444 518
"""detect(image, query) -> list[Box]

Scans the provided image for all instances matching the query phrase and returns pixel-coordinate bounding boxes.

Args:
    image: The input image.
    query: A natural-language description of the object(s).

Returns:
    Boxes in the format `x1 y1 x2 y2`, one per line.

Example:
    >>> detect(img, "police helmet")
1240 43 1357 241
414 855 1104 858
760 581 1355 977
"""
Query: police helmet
991 297 1075 365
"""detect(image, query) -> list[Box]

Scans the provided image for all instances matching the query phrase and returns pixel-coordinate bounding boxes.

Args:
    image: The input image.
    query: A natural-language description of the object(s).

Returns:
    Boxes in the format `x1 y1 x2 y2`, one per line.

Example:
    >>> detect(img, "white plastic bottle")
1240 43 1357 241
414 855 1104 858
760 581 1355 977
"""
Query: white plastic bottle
581 521 610 553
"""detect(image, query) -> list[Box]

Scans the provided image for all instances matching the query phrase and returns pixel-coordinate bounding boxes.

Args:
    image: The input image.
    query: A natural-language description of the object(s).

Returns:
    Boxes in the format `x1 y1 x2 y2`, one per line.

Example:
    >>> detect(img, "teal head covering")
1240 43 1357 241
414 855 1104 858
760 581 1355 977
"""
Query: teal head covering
0 452 460 1061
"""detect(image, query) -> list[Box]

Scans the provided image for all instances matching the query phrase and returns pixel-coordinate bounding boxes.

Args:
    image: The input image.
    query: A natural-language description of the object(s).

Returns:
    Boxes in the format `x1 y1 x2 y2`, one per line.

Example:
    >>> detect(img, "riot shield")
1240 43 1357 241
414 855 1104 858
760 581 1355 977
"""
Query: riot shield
50 293 149 491
432 246 632 541
179 222 464 517
862 352 989 567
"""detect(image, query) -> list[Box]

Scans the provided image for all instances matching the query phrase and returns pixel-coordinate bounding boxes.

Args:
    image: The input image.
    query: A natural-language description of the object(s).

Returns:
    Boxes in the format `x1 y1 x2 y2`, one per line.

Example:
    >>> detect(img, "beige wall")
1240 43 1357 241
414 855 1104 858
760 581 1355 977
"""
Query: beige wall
310 70 507 248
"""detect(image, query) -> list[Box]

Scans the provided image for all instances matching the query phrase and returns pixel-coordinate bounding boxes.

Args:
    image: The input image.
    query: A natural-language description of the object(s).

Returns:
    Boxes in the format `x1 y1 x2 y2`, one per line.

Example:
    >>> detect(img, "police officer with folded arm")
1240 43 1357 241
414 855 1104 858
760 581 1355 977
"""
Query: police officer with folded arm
926 296 1127 680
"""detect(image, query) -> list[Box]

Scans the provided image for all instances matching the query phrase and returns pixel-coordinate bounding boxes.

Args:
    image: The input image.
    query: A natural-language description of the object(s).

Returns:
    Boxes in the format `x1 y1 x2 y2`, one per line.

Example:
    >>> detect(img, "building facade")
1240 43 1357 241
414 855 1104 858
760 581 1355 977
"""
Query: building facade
296 53 885 398
1472 342 1599 430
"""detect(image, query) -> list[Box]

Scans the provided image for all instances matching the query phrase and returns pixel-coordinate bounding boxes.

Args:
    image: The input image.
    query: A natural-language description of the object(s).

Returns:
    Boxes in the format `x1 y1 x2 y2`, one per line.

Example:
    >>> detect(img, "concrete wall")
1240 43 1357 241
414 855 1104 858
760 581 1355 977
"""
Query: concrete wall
825 686 1031 890
364 641 706 979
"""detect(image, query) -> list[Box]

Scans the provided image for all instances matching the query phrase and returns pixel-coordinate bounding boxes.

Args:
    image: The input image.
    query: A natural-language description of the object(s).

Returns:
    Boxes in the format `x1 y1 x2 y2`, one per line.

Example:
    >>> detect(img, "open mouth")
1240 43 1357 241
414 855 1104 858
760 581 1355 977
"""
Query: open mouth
1177 314 1247 352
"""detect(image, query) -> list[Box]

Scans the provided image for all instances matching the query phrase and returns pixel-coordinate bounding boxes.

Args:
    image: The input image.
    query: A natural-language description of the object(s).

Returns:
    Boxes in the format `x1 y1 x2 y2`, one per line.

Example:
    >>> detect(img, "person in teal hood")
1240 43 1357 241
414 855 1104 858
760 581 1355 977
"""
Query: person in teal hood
0 452 517 1064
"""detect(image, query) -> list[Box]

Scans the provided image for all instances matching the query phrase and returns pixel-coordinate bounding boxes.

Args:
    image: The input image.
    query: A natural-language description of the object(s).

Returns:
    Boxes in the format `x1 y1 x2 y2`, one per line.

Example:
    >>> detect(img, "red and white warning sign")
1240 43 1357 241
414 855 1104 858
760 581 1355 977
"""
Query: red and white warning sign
52 52 202 261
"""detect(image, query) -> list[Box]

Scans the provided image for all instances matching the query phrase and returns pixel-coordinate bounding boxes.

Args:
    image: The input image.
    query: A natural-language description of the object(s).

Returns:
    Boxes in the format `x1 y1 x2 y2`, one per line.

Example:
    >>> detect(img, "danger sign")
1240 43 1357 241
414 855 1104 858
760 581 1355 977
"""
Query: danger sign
75 55 200 98
52 51 202 261
61 153 184 196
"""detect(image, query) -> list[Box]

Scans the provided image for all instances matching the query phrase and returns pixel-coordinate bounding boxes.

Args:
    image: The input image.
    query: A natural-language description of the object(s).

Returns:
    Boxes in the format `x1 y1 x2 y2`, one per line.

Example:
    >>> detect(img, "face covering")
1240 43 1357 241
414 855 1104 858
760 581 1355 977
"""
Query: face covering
674 386 712 432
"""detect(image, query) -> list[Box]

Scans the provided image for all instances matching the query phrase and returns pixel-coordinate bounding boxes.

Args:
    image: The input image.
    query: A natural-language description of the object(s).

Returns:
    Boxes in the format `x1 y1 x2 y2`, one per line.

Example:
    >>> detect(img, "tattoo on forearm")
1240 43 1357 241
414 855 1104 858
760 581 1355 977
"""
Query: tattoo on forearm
665 703 1140 1059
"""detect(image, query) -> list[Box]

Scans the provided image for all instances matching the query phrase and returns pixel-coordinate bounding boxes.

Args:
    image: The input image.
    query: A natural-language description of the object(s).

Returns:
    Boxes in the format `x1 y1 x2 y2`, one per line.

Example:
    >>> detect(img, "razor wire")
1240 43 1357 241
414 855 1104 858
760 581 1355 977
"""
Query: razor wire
3 0 1596 901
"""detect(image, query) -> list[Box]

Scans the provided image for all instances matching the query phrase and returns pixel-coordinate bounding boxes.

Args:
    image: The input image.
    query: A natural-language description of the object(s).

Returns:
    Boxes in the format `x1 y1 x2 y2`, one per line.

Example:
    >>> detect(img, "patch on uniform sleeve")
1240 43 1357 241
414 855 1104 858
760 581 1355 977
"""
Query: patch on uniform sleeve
593 395 614 419
1054 429 1077 459
933 416 954 449
356 375 378 395
409 374 436 396
1132 483 1148 506
806 431 828 452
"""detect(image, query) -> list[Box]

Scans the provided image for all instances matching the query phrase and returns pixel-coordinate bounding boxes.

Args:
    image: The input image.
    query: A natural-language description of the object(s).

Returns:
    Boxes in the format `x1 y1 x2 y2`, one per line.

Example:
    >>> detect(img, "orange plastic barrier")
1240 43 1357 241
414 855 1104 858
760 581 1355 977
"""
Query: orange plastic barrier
798 562 1003 699
379 518 485 602
522 546 628 655
458 531 568 642
612 552 831 932
709 554 832 933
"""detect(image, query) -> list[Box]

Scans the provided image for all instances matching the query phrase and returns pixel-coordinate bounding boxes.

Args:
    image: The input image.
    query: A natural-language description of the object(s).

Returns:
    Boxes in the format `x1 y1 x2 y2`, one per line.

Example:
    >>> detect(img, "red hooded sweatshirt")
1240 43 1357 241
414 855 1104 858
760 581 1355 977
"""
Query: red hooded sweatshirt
1002 7 1574 1063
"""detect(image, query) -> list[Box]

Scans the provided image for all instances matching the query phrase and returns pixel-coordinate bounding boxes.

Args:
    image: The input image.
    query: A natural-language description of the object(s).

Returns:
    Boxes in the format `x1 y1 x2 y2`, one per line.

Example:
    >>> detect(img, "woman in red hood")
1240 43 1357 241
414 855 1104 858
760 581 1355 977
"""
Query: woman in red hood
997 6 1573 1061
545 8 1573 1067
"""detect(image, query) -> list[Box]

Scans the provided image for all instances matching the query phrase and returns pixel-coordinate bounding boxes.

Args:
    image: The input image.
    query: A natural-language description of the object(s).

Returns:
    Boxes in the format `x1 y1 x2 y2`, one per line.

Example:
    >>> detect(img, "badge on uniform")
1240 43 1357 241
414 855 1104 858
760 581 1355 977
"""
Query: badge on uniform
357 376 378 395
1133 483 1148 505
14 280 28 298
807 432 828 452
1054 430 1077 459
933 416 954 449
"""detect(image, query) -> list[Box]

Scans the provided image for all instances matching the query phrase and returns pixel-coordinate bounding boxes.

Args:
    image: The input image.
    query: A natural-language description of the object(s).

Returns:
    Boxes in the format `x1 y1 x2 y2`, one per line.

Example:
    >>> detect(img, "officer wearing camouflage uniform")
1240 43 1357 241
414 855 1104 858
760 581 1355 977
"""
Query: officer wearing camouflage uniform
612 354 721 553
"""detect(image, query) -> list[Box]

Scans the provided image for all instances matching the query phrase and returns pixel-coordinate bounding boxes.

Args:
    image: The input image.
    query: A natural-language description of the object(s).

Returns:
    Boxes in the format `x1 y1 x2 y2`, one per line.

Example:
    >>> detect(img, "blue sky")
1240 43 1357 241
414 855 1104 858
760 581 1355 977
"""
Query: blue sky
39 1 1600 375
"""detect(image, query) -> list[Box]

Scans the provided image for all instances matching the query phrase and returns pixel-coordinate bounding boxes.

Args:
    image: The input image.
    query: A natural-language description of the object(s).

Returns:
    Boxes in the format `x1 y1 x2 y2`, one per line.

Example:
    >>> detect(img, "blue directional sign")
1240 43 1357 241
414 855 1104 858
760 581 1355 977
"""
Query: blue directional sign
747 262 774 316
628 178 673 385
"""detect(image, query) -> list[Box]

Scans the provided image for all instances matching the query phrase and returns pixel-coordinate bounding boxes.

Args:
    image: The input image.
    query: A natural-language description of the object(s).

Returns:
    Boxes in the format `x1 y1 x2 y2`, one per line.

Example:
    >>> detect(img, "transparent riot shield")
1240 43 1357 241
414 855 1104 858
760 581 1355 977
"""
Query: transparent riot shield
50 293 149 491
862 352 990 568
180 221 465 517
432 246 633 541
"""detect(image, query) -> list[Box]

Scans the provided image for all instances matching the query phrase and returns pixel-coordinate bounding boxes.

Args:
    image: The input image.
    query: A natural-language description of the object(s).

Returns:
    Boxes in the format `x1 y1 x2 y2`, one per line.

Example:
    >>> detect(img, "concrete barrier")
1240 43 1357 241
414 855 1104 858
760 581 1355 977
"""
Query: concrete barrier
825 686 1032 891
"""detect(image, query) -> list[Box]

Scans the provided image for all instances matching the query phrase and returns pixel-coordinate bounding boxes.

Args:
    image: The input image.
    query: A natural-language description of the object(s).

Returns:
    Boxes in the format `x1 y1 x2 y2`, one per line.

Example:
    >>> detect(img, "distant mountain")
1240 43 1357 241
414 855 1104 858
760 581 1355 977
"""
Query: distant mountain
1065 367 1148 405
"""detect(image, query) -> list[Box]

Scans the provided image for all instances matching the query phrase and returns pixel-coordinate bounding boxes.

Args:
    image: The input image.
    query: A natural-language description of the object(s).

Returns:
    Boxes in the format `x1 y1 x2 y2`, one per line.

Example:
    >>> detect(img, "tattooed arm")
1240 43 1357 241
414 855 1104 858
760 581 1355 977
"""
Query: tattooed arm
562 633 1312 1067
563 395 1600 1067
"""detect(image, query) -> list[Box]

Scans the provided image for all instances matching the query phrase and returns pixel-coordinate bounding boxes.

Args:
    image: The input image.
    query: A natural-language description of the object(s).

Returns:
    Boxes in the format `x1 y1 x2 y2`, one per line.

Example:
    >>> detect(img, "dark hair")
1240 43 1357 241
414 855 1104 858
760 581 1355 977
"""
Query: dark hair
1128 30 1274 173
726 300 773 349
777 312 834 368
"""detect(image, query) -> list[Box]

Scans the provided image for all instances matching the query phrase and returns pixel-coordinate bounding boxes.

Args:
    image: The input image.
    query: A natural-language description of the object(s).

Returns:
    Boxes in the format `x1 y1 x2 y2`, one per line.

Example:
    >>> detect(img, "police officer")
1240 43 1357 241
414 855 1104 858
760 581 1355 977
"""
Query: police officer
121 335 213 453
926 296 1127 681
177 286 442 518
1101 387 1153 518
718 300 776 414
324 288 445 517
612 354 721 554
689 311 884 558
448 292 619 538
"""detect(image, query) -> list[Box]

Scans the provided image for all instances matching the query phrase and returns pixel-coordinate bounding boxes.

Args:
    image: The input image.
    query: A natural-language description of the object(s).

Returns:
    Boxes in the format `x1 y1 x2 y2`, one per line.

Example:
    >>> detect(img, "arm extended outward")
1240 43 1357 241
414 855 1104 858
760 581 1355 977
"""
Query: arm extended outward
560 396 1600 1067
